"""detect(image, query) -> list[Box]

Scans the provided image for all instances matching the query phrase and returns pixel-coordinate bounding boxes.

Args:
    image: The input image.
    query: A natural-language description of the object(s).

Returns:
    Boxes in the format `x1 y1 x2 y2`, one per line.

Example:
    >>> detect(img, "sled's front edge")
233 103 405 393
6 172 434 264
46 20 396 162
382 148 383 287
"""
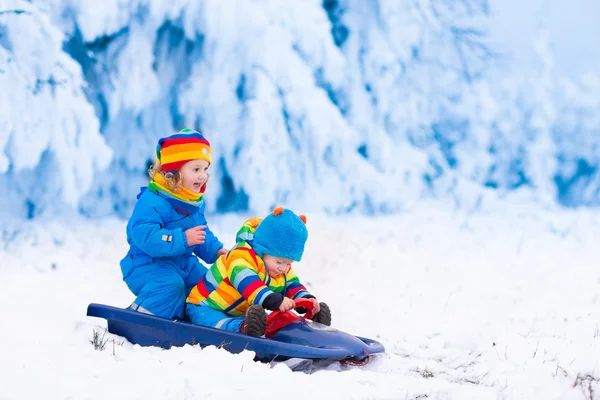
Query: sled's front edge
356 336 386 355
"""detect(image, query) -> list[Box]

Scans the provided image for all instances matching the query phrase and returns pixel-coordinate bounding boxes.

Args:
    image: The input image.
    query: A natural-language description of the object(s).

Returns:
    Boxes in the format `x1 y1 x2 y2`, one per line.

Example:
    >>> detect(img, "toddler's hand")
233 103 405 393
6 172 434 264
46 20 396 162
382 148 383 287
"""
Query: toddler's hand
217 248 229 257
279 297 294 312
185 226 206 246
309 298 320 314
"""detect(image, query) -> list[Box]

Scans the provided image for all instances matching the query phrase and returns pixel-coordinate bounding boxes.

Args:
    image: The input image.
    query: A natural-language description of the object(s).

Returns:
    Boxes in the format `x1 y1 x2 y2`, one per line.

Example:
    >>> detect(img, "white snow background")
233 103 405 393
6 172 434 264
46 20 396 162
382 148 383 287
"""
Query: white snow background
1 201 599 399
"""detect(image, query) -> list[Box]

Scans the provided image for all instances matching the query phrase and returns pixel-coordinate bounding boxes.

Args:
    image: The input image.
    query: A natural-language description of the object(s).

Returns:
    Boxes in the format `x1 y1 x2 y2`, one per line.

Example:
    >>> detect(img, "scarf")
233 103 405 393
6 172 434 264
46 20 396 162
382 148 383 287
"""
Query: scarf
148 173 205 213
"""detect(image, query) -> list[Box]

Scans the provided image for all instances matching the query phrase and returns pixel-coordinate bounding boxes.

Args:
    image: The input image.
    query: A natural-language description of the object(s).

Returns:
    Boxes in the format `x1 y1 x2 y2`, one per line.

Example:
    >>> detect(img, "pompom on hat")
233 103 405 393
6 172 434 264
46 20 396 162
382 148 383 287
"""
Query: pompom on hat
156 128 211 173
252 207 308 262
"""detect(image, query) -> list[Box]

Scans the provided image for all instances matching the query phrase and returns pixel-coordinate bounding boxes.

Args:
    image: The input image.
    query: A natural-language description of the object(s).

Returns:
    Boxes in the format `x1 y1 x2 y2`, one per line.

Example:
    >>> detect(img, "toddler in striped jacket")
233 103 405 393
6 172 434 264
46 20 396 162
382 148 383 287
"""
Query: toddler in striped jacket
186 207 331 336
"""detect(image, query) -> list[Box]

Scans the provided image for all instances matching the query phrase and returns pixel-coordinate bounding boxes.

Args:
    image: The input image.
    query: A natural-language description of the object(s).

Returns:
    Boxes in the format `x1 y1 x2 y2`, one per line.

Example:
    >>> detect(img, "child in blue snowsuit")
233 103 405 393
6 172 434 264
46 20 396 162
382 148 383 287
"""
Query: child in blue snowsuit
120 128 228 319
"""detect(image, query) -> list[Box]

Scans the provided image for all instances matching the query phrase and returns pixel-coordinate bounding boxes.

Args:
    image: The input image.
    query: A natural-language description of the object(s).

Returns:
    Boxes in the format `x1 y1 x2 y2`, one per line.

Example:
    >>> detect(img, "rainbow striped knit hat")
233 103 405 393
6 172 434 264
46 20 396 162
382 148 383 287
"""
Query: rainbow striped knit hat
156 128 212 173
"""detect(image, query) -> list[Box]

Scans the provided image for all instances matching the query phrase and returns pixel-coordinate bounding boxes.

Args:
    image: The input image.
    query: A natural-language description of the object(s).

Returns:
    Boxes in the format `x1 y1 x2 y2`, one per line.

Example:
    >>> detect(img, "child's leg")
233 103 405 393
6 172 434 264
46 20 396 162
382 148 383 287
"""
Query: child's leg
180 257 209 297
124 262 186 319
185 303 244 332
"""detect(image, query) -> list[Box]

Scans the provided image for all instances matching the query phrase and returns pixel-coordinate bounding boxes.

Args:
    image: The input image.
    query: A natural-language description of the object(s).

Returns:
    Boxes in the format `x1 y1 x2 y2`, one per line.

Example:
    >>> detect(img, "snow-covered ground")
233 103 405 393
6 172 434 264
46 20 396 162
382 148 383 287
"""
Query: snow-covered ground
1 204 599 399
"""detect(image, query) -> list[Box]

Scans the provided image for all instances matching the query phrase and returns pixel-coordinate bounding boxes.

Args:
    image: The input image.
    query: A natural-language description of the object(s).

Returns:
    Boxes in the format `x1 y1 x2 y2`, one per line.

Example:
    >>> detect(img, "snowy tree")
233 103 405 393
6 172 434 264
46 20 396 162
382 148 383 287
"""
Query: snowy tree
553 71 600 206
0 0 112 220
55 0 498 217
475 34 558 201
0 0 598 222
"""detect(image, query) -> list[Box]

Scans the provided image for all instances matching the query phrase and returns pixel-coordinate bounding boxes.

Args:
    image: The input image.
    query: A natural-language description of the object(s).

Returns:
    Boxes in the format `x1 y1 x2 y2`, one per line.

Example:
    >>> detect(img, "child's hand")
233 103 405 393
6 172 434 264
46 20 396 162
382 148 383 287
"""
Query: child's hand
279 297 294 312
185 226 206 246
309 298 320 314
217 248 229 257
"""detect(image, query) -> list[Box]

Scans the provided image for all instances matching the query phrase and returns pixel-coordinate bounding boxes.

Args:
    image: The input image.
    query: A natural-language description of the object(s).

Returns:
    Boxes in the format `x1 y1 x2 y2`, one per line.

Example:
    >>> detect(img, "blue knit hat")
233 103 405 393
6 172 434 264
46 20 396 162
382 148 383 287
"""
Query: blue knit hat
252 208 308 262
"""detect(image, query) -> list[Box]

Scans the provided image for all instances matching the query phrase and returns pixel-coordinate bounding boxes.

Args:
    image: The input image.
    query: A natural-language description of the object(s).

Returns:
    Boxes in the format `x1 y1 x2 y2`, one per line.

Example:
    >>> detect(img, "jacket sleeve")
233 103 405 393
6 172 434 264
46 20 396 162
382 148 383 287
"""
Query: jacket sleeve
194 223 224 265
227 255 276 307
284 268 312 300
130 204 188 258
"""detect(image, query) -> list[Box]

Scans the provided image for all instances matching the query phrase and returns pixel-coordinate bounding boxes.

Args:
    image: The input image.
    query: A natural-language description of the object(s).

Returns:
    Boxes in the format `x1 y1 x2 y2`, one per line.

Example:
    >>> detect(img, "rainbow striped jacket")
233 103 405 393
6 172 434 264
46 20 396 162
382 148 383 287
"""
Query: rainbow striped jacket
186 218 312 316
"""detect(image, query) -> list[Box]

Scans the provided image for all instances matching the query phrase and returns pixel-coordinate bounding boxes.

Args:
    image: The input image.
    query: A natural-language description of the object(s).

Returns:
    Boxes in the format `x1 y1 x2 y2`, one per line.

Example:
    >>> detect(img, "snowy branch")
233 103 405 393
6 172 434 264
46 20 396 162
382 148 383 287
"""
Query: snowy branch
0 9 31 16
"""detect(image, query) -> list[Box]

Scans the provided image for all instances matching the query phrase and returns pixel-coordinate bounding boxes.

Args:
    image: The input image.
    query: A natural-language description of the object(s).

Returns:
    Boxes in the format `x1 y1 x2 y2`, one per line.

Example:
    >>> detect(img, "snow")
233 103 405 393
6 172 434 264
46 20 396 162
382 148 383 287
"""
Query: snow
1 205 599 399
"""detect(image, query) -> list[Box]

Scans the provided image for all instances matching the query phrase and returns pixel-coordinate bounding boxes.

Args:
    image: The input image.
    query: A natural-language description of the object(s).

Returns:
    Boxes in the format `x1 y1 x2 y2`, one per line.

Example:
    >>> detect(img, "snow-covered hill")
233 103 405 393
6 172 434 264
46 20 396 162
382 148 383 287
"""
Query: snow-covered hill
2 205 598 399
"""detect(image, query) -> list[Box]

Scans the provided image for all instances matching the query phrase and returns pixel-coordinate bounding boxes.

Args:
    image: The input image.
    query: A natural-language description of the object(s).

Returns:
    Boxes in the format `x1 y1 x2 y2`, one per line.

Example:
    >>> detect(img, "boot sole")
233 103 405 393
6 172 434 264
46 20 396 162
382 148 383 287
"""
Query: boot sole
313 302 332 326
245 305 267 337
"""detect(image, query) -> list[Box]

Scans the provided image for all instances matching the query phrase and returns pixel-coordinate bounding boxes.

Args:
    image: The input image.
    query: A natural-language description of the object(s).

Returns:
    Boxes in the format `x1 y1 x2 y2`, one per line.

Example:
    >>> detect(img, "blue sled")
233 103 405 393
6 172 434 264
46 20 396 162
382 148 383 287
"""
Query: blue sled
87 303 384 363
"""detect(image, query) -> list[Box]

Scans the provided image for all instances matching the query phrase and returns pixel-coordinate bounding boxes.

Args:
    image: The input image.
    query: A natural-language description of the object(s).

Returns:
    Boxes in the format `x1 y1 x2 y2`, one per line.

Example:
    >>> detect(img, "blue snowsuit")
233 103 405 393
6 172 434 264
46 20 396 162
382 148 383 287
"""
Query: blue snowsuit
120 187 223 319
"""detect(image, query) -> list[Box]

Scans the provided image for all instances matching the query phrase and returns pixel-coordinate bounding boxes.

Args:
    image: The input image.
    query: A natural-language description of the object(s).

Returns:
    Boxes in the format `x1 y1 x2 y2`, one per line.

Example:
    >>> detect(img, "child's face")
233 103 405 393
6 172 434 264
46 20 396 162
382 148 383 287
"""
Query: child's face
180 159 210 193
262 254 293 277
